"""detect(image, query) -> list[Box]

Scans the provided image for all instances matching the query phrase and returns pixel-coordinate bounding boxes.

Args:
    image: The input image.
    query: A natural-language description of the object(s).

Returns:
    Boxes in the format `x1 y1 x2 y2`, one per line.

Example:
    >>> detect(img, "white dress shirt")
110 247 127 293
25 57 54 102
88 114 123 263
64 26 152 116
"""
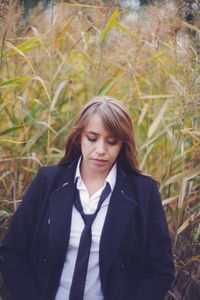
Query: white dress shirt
55 158 117 300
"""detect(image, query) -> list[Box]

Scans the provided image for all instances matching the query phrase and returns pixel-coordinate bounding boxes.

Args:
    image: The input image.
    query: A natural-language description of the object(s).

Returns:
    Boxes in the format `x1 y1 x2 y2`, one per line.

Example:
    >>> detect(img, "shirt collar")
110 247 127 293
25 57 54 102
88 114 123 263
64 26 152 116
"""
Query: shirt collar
74 156 117 192
75 156 82 181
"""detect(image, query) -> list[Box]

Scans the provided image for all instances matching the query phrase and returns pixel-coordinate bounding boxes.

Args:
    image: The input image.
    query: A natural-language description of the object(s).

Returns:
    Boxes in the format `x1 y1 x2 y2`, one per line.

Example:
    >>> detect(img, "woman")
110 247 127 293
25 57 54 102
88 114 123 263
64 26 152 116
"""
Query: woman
0 96 174 300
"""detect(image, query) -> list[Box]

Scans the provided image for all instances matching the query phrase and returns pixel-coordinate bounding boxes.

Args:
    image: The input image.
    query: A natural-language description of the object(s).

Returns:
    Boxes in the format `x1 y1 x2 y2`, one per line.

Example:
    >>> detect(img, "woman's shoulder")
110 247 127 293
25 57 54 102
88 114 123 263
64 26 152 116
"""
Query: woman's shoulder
126 169 159 190
124 171 161 209
30 163 74 196
40 162 71 173
36 163 72 184
118 169 161 208
40 163 64 172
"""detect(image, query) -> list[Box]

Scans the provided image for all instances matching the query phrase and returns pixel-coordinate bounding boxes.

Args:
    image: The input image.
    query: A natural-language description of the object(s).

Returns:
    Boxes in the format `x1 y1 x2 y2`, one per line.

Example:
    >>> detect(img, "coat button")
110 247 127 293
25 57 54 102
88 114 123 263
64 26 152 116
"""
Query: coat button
42 256 48 263
120 263 126 272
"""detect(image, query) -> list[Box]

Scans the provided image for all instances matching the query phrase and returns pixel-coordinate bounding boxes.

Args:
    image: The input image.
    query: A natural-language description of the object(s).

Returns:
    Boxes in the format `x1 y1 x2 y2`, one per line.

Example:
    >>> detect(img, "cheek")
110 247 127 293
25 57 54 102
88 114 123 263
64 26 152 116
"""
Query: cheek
80 137 86 154
111 145 122 159
81 135 88 147
81 138 93 155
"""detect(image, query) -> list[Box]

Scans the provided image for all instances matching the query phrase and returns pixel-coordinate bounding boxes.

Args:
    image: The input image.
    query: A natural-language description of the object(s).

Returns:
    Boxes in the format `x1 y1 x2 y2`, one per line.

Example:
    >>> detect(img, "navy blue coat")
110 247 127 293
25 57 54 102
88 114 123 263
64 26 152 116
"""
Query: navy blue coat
0 159 174 300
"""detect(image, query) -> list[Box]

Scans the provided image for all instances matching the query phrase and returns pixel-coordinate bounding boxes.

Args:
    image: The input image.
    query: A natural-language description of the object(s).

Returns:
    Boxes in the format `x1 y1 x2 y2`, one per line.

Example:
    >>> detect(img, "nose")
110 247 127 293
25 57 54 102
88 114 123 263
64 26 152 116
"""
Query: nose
96 140 106 155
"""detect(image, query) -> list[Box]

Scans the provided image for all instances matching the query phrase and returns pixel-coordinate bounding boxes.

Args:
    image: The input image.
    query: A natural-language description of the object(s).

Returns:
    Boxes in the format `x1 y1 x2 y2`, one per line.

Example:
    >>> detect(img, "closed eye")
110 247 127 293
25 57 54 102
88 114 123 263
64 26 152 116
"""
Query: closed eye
85 132 119 145
107 138 118 145
86 133 97 142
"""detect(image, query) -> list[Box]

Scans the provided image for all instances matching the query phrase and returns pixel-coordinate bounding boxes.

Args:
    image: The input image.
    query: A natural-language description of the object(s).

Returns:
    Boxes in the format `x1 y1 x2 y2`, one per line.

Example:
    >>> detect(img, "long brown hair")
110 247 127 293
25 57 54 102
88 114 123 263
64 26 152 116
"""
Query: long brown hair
59 96 142 174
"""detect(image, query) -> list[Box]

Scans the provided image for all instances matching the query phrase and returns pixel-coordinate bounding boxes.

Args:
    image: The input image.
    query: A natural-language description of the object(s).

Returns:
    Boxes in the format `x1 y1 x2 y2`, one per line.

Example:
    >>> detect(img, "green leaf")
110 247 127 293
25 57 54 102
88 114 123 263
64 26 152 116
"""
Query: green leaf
100 9 120 45
0 138 26 144
6 42 35 74
0 210 11 218
98 79 116 95
6 35 43 57
114 21 143 42
0 125 25 136
0 76 32 88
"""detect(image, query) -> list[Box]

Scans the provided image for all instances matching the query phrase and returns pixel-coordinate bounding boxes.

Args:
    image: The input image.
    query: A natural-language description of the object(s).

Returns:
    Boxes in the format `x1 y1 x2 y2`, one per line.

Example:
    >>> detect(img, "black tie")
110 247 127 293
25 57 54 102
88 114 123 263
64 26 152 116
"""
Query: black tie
69 182 111 300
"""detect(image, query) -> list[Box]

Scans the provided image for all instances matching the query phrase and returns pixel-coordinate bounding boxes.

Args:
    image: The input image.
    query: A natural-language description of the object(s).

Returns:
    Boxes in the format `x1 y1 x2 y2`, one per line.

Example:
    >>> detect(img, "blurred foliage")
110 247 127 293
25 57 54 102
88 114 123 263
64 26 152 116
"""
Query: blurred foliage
20 0 152 11
0 0 200 299
21 0 49 10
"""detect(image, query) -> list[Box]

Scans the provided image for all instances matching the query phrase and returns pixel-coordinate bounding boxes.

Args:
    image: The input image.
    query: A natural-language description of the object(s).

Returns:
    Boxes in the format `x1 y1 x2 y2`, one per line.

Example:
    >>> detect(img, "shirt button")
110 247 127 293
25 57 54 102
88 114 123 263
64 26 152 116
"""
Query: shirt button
120 263 126 272
42 256 48 263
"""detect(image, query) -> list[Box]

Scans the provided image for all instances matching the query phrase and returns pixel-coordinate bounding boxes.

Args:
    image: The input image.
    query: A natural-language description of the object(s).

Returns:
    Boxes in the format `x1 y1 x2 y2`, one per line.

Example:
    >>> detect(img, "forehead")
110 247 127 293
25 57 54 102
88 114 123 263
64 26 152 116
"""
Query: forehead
84 113 106 129
84 113 113 135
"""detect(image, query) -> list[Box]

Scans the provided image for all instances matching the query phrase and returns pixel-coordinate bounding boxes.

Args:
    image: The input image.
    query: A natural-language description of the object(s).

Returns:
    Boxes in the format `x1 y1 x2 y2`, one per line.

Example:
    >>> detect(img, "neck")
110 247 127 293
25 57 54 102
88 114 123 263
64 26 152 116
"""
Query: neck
80 164 109 196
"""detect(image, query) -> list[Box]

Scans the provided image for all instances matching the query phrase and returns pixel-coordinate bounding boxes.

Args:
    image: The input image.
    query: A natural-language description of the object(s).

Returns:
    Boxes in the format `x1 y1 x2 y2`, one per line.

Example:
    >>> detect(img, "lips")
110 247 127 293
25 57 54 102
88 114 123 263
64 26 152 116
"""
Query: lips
91 158 107 166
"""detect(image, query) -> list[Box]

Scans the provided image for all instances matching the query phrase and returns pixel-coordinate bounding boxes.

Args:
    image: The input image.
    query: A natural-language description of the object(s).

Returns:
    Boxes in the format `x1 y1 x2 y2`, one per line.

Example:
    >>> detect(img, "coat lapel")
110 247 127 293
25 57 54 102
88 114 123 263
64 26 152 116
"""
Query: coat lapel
49 160 78 259
99 165 138 293
45 160 78 297
49 182 75 266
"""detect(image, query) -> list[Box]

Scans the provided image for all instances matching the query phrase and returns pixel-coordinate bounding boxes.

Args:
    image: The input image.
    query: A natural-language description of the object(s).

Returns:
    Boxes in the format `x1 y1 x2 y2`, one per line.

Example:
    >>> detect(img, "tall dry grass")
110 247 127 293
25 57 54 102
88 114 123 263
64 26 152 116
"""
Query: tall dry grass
0 0 200 299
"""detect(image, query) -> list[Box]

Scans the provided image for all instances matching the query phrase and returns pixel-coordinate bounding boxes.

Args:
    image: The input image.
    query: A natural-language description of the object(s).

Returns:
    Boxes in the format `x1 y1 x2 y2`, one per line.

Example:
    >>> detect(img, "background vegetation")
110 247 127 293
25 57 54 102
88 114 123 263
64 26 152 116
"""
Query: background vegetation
20 0 151 11
0 0 200 299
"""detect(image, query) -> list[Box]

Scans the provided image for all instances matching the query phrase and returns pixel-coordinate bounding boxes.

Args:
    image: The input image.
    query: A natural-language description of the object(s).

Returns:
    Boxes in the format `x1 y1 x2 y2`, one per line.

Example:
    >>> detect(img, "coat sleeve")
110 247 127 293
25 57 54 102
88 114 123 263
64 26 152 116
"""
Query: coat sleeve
130 180 175 300
0 168 44 300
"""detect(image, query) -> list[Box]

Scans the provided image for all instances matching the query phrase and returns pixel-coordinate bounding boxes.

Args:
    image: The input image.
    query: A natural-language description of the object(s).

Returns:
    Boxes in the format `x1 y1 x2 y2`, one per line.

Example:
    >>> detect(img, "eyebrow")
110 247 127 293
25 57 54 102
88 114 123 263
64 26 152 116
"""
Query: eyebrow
85 131 98 135
85 131 117 138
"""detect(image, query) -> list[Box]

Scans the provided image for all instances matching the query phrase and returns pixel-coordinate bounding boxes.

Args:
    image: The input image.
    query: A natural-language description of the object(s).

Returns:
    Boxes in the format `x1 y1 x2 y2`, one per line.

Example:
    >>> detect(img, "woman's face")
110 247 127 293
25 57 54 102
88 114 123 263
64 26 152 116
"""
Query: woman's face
80 113 123 177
